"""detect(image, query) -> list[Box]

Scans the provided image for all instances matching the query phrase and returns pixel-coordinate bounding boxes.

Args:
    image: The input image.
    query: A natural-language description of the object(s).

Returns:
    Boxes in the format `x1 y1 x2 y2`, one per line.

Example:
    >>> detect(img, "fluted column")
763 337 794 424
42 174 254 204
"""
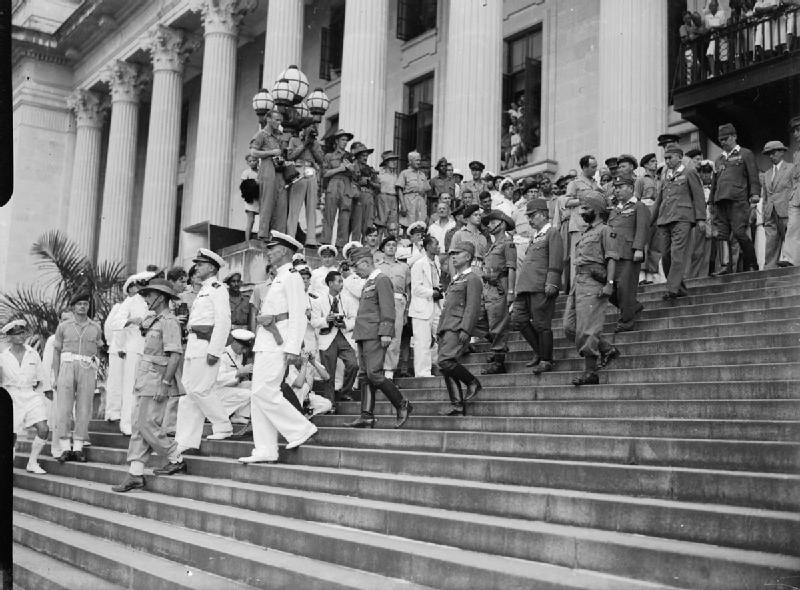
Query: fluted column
137 26 193 269
189 0 256 227
338 0 389 163
97 61 145 264
441 0 502 173
262 0 304 88
66 90 106 259
598 0 667 160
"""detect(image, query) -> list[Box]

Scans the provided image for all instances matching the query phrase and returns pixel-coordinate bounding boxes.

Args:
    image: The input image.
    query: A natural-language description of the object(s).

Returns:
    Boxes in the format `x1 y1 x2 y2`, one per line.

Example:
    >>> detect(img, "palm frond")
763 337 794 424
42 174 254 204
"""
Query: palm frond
0 285 64 353
30 230 92 292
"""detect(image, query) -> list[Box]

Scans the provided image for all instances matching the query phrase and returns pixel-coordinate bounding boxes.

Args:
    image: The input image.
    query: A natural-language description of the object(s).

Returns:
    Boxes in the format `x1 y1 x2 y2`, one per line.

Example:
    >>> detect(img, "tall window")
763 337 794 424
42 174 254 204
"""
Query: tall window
320 4 345 81
502 26 543 170
397 0 437 41
394 74 434 169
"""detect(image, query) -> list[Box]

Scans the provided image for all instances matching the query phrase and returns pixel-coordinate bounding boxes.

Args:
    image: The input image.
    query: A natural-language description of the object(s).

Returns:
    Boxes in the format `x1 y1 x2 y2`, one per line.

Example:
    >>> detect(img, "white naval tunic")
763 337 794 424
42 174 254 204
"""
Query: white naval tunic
0 346 49 434
111 294 149 434
103 301 125 422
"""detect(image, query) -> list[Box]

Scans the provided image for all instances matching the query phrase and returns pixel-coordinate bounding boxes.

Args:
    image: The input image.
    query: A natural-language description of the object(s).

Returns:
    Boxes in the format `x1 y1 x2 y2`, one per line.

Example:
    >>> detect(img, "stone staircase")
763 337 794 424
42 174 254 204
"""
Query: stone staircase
12 266 800 590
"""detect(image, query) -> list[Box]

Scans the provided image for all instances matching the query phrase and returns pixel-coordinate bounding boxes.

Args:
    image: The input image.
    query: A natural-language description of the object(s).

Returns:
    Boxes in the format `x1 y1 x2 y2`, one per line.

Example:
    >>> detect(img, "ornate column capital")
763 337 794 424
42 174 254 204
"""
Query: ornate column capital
145 25 201 74
190 0 257 36
67 89 107 128
103 60 150 103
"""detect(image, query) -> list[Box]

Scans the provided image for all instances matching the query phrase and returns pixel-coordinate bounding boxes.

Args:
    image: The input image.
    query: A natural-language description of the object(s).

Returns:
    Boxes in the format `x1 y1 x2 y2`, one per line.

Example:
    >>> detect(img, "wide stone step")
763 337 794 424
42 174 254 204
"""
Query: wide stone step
638 265 800 293
333 399 800 420
459 347 799 374
466 332 799 361
398 363 800 388
309 416 800 441
35 441 799 513
13 490 434 590
12 512 260 590
17 459 800 560
13 543 126 590
13 487 682 590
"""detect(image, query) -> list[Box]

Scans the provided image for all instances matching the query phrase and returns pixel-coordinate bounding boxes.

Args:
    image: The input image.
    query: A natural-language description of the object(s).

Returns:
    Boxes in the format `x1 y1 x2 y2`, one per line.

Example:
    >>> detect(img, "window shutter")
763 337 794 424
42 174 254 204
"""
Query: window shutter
523 57 542 149
416 102 433 161
319 27 331 81
397 0 410 41
394 112 410 169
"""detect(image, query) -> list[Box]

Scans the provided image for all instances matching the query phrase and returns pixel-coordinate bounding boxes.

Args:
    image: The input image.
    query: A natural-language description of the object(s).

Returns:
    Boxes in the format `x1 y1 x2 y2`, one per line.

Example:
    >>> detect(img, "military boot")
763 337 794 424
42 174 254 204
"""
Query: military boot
346 382 377 428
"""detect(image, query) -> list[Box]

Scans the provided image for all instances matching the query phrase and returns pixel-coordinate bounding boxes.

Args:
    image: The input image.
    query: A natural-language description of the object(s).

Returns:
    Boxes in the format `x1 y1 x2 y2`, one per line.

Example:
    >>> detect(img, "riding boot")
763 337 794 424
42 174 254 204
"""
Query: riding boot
532 329 554 374
572 355 599 386
347 382 376 428
440 375 464 416
520 324 540 366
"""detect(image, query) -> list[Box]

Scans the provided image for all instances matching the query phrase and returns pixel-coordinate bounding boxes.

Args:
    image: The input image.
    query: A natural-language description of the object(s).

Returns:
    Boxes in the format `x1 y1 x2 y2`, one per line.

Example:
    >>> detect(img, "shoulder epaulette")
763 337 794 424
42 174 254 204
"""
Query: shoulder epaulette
308 293 318 299
211 282 221 288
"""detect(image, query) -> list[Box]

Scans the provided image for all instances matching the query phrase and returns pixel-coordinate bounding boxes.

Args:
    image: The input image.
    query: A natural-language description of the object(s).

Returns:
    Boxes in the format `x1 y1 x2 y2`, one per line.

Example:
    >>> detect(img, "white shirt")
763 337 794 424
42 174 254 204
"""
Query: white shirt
253 262 307 355
309 264 338 297
104 302 123 354
0 345 46 396
341 273 365 315
216 345 245 388
428 217 456 253
185 275 232 358
112 294 149 355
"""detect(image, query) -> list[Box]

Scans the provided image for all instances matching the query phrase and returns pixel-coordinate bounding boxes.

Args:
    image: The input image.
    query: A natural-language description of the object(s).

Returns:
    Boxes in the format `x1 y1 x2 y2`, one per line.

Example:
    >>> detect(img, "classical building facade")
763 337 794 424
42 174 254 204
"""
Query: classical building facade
10 0 793 291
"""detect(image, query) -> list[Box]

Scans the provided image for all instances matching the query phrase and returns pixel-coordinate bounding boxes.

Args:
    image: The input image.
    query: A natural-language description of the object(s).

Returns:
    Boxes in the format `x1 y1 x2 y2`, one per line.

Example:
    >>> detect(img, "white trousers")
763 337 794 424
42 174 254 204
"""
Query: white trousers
411 315 438 378
104 353 124 421
248 350 315 459
120 351 141 434
175 356 231 450
214 385 251 419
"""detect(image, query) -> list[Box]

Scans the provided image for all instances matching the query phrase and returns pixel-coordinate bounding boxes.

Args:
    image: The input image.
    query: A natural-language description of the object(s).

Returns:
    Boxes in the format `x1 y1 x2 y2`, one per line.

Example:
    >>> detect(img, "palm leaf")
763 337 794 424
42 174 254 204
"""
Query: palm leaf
0 285 63 354
30 230 92 293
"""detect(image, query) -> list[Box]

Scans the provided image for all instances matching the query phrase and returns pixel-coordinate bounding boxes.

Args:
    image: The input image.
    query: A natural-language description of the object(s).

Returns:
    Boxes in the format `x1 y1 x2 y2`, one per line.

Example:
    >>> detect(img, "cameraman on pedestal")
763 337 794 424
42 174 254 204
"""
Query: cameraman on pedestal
287 124 324 246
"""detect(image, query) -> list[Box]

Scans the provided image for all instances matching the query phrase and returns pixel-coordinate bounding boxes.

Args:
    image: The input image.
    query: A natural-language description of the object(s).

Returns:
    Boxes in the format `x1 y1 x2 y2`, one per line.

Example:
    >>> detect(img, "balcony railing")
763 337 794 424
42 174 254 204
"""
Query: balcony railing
673 4 799 90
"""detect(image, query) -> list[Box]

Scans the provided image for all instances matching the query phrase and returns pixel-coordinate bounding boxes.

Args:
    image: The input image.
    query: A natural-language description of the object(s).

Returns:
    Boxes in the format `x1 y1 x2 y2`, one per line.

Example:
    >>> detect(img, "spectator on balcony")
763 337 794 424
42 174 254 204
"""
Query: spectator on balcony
704 2 729 77
778 116 800 266
680 10 703 84
430 157 456 217
752 0 781 57
376 151 400 243
251 110 287 239
396 151 430 230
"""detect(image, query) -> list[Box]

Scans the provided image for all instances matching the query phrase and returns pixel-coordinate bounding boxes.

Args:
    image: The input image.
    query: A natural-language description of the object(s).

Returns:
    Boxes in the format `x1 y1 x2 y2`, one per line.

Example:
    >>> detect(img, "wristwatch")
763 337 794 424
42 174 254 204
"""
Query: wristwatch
607 280 615 285
161 379 171 385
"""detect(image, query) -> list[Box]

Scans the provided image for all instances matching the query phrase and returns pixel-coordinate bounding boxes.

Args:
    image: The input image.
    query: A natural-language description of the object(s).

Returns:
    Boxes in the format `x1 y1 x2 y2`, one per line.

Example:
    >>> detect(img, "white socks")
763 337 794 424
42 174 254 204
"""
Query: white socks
28 436 46 463
72 439 83 452
129 460 145 476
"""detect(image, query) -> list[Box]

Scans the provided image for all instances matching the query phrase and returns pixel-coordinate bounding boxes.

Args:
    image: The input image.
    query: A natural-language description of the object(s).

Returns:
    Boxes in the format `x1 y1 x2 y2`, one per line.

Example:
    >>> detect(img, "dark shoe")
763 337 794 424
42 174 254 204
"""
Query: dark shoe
230 422 253 439
395 400 413 429
599 346 620 369
153 460 187 476
56 450 73 463
464 379 482 401
112 474 145 493
572 372 599 386
662 292 679 300
440 404 465 416
481 361 506 375
338 393 355 401
524 355 541 367
712 268 732 277
614 325 634 333
347 414 377 428
777 260 793 267
72 450 88 463
532 360 553 375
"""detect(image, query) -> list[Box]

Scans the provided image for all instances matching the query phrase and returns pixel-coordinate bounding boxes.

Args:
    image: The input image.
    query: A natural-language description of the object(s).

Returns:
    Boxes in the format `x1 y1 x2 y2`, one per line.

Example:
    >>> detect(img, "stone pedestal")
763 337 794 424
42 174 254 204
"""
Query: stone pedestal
598 0 667 161
137 26 192 269
338 0 389 163
66 90 106 259
440 0 502 173
97 61 144 265
262 0 304 89
189 0 255 227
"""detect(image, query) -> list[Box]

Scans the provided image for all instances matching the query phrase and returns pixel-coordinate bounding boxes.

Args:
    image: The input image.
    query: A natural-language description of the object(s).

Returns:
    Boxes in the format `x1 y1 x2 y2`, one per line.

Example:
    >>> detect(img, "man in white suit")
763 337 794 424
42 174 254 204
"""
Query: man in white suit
309 270 358 410
409 235 443 378
760 140 795 268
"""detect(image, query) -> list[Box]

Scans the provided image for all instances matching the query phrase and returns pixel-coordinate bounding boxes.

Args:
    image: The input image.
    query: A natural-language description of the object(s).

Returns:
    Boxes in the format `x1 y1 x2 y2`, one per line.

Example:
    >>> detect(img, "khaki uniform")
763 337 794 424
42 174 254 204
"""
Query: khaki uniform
126 310 182 465
396 168 430 227
251 128 287 238
322 149 355 247
376 169 399 229
480 232 516 359
563 221 618 358
351 161 379 241
607 200 651 330
377 258 410 373
286 136 324 245
437 268 483 382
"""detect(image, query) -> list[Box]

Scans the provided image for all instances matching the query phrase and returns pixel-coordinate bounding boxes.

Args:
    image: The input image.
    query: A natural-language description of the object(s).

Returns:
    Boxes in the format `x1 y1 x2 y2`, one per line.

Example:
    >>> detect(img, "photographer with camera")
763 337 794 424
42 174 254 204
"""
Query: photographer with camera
322 129 356 248
309 270 359 412
251 110 288 238
286 124 324 246
409 235 443 378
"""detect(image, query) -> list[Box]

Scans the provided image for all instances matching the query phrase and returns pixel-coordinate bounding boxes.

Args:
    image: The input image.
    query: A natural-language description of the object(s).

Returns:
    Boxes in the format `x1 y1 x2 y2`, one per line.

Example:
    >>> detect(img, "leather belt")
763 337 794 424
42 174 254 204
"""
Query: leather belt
189 325 213 342
259 312 290 345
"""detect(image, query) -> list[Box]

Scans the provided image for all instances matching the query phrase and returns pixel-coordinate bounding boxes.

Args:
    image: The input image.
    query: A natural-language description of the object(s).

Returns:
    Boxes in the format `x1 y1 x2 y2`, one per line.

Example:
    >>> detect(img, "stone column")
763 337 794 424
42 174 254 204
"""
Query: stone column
262 0 304 89
338 0 389 163
598 0 667 160
137 26 193 269
66 90 106 259
97 61 145 265
189 0 256 227
440 0 502 173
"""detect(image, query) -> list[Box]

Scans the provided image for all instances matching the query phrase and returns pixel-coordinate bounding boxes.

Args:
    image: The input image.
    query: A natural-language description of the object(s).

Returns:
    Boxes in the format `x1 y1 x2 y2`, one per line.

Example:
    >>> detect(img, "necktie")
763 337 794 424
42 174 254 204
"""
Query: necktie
772 165 778 190
331 296 340 314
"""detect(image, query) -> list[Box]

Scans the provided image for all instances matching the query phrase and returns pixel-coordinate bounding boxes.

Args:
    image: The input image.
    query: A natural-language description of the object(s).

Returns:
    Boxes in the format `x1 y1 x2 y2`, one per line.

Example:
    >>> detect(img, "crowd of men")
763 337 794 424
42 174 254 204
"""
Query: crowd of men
3 116 798 488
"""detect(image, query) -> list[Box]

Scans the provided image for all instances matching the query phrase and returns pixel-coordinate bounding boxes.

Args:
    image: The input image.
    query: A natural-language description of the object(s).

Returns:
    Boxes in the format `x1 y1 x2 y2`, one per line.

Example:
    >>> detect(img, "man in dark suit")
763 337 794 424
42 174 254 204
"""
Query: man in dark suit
437 242 484 415
346 247 413 428
607 177 651 330
652 146 707 299
710 123 761 274
512 199 563 375
760 140 795 268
